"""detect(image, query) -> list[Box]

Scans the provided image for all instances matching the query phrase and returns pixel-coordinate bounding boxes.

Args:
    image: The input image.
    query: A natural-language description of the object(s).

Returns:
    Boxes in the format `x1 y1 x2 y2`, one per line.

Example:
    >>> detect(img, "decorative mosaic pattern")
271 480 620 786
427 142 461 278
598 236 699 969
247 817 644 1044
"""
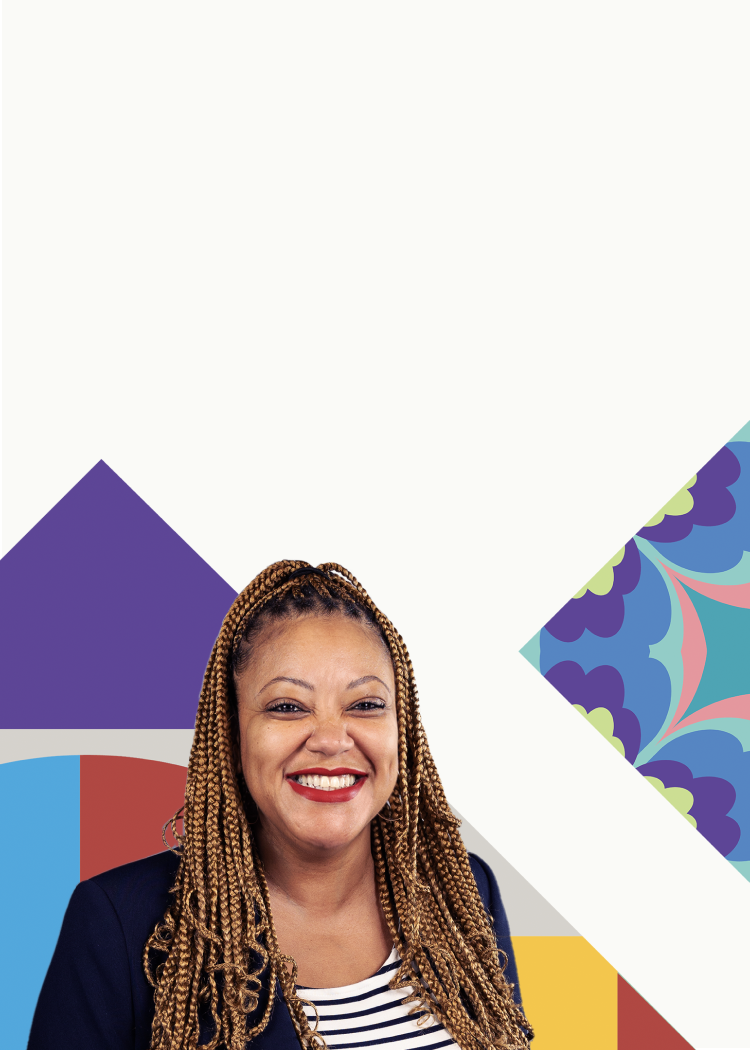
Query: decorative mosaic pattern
524 421 750 882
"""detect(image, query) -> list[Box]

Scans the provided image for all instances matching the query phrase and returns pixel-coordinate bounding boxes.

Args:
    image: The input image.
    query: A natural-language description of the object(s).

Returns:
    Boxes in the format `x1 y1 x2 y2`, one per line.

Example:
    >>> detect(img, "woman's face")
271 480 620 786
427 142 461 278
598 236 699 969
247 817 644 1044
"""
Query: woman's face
235 613 399 857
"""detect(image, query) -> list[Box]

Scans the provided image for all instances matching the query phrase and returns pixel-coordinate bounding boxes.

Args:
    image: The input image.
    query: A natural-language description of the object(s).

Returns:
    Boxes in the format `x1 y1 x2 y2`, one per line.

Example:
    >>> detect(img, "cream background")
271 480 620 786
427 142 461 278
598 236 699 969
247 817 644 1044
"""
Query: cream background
4 4 750 1046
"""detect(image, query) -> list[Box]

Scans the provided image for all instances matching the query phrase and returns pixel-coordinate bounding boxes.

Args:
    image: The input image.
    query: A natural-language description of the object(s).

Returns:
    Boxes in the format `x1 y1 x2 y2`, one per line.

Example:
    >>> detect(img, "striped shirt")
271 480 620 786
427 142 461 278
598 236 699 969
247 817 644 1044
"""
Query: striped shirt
297 947 459 1050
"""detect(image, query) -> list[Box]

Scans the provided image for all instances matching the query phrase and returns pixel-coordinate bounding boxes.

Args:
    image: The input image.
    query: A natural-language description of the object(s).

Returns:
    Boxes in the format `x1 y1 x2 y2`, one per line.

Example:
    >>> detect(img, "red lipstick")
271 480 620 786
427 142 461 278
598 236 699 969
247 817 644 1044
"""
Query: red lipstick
287 768 368 804
288 767 367 776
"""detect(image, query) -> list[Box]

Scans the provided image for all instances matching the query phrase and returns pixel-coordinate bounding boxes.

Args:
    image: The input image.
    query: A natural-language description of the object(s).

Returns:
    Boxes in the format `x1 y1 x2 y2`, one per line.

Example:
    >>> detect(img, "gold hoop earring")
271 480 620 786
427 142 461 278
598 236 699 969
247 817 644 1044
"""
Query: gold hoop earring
377 799 398 824
162 805 185 852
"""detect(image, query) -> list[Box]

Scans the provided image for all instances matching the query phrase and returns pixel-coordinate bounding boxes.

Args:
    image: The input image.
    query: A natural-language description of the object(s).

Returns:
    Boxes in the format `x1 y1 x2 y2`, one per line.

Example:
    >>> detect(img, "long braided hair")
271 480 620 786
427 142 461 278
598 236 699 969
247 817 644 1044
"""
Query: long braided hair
144 560 532 1050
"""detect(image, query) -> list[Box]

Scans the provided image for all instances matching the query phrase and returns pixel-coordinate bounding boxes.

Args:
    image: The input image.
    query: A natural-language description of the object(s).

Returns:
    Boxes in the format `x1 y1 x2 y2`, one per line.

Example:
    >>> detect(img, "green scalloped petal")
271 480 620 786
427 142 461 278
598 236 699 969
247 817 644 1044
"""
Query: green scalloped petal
573 547 626 599
643 475 697 528
643 776 698 828
572 705 626 758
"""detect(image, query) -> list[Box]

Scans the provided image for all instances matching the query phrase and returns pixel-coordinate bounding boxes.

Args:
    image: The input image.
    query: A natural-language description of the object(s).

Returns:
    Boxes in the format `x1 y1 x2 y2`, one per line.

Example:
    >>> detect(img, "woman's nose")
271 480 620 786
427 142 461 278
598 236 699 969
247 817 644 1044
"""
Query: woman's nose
306 717 353 756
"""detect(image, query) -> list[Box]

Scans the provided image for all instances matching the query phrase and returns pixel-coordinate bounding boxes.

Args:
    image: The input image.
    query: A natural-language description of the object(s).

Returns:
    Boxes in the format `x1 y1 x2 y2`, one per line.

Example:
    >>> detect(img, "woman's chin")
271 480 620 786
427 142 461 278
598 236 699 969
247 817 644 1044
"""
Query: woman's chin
253 783 387 856
285 809 373 854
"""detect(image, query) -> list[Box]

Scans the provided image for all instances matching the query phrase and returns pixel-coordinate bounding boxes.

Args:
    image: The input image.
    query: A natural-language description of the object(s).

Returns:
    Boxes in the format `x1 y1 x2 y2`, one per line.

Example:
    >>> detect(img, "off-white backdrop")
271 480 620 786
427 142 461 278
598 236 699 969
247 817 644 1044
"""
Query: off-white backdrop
4 4 750 1047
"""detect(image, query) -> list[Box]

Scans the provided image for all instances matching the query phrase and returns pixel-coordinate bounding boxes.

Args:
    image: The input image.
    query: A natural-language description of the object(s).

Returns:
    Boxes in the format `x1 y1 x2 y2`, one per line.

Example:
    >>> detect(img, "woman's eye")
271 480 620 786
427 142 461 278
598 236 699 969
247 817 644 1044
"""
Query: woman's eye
267 702 304 714
350 699 386 712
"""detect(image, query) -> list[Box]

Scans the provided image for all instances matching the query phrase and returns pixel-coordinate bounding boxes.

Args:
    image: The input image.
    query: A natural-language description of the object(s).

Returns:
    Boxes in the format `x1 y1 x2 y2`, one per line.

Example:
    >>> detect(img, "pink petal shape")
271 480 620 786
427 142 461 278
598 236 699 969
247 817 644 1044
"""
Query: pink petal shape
661 565 707 740
670 571 750 609
671 694 750 731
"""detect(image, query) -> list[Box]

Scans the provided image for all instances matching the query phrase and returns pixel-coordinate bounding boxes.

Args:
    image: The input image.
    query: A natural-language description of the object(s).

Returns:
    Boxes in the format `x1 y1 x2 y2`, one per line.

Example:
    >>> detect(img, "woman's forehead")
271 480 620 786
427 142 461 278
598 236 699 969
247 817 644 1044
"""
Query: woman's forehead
244 613 393 674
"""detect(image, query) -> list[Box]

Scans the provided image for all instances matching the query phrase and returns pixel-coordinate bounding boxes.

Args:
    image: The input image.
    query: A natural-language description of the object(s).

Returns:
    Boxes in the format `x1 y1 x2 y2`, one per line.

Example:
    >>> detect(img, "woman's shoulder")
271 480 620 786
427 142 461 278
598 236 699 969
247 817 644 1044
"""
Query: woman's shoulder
466 853 514 951
466 852 523 1009
467 851 497 911
85 848 182 944
90 848 182 904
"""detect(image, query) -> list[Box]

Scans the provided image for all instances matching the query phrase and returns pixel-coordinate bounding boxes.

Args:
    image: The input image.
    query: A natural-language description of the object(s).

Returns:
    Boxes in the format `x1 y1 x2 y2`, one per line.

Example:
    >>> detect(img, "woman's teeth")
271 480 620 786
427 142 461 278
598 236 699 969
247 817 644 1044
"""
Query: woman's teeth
293 774 358 790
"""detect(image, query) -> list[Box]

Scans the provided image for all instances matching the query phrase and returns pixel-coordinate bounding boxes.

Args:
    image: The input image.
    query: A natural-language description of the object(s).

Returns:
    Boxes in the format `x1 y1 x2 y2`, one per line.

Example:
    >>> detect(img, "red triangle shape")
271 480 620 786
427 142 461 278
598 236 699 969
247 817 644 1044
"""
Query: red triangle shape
618 975 695 1050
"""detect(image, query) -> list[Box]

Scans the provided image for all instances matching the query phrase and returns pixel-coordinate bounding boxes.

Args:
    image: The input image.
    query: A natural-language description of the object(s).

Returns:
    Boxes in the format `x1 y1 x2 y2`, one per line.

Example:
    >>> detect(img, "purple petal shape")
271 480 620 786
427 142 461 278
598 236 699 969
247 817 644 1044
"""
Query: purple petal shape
637 759 740 856
545 661 641 764
637 446 741 543
545 539 641 642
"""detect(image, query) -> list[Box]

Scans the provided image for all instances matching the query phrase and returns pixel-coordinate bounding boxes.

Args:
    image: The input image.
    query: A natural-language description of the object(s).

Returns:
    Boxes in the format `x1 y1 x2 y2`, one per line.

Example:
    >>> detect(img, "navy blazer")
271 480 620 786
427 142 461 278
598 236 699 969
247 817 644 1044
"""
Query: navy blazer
28 851 527 1049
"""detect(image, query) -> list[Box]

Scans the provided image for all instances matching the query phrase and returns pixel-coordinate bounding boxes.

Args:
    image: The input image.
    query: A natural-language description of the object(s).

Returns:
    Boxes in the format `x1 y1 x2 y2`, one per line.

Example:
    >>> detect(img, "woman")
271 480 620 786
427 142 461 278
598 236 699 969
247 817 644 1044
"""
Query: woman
30 561 533 1050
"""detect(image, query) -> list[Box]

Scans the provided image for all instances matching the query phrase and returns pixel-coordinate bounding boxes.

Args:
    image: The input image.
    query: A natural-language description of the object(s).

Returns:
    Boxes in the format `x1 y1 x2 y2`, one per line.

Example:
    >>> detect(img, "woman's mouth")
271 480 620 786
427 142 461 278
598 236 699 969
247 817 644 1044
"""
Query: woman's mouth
287 768 367 803
293 773 358 790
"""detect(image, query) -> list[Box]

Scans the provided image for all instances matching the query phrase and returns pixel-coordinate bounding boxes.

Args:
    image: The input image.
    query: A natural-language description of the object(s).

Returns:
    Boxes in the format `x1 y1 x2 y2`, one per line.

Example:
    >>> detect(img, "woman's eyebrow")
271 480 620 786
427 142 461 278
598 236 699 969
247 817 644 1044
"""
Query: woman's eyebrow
258 675 314 693
347 675 390 692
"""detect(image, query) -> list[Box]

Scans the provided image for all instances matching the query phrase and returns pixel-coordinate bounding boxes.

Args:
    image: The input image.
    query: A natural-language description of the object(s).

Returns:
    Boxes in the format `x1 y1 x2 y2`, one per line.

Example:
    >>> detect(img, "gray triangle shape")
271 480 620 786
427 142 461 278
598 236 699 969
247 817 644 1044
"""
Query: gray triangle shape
454 806 578 936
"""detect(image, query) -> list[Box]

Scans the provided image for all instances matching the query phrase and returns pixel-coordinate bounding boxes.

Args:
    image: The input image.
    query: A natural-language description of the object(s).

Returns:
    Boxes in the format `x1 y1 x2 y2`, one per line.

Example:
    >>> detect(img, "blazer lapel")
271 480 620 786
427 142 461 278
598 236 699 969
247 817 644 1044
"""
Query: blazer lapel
249 982 302 1050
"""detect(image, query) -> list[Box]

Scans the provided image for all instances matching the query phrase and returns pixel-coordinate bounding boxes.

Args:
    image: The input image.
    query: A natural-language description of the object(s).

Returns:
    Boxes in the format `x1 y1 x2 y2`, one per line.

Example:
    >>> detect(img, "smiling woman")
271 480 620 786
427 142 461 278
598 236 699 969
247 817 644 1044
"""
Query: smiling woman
29 562 533 1050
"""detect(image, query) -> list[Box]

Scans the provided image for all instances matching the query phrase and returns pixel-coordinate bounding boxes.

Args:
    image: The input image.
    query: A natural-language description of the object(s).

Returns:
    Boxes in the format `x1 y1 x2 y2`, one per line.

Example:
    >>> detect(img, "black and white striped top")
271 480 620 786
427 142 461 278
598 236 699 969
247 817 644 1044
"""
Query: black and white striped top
297 948 459 1050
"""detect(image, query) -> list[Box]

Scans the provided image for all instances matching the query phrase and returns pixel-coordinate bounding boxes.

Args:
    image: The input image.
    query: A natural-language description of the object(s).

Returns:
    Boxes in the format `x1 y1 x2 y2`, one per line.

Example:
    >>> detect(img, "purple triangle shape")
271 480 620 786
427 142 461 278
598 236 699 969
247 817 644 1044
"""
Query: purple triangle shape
0 461 238 728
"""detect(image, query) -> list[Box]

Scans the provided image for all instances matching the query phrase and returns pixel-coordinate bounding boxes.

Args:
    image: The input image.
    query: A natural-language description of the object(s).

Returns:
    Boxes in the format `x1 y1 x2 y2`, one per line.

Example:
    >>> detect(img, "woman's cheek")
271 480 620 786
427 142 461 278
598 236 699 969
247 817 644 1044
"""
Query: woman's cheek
359 720 399 772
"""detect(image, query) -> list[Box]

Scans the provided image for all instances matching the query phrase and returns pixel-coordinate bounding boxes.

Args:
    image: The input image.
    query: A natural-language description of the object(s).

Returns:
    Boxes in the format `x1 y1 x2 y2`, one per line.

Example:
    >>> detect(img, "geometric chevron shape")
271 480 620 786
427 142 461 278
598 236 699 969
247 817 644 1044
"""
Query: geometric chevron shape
525 425 750 881
0 460 236 729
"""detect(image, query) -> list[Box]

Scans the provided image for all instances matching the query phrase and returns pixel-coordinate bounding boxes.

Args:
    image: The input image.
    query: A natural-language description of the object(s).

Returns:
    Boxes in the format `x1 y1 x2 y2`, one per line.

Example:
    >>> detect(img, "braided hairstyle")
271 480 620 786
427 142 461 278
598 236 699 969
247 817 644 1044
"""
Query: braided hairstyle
144 560 532 1050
